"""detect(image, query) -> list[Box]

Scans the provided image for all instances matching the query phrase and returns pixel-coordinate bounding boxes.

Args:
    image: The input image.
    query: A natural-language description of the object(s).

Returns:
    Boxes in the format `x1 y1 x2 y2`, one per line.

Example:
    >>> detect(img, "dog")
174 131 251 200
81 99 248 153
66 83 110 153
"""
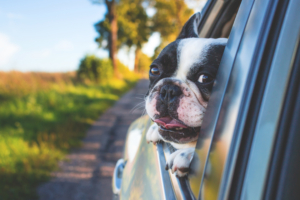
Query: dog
145 12 227 177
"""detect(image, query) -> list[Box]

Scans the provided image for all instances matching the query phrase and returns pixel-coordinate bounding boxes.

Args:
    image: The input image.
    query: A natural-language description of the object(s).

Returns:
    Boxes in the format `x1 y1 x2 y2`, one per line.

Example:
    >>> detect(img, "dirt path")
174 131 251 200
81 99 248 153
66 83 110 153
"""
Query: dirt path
37 79 149 200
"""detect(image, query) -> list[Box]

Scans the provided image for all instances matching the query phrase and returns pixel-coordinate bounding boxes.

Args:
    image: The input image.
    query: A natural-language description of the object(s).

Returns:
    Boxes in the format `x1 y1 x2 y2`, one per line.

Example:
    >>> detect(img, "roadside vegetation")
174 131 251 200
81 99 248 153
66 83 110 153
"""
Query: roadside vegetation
0 0 199 198
0 58 139 200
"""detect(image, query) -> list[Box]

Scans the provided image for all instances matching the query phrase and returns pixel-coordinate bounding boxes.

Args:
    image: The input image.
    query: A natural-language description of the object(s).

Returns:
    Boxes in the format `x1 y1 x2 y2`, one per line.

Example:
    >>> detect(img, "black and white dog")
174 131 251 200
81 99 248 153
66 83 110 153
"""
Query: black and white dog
145 12 227 177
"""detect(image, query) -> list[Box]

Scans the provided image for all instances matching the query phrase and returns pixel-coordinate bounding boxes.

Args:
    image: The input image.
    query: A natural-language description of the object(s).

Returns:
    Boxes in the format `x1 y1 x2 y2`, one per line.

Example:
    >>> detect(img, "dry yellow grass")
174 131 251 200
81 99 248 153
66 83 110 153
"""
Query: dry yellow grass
0 71 76 96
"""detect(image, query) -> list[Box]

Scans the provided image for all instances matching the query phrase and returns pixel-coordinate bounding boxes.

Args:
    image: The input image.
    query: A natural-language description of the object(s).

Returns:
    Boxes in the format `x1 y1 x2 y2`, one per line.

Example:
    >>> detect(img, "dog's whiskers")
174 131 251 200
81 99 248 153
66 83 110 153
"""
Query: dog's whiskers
130 101 145 113
135 97 146 100
140 108 147 118
131 106 145 114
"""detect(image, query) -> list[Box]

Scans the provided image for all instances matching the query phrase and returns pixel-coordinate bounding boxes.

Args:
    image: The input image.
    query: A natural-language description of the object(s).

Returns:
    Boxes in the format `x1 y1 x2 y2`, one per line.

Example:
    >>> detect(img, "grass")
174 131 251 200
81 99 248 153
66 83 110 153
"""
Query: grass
0 71 139 200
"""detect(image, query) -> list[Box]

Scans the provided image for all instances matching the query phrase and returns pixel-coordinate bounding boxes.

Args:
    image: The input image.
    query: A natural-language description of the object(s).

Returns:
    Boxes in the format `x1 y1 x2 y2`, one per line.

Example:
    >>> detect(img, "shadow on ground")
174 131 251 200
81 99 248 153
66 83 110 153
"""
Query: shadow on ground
37 79 149 200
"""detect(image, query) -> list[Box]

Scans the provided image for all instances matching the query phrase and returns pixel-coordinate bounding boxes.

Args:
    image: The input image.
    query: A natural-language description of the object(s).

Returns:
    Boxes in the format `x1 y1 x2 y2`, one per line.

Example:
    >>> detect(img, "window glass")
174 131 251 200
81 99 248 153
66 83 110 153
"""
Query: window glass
185 0 209 12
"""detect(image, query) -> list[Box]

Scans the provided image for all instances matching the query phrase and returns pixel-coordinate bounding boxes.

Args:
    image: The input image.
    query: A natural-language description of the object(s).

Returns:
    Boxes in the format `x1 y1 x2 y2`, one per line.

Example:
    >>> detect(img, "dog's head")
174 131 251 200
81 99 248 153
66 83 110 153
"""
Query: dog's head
145 12 227 144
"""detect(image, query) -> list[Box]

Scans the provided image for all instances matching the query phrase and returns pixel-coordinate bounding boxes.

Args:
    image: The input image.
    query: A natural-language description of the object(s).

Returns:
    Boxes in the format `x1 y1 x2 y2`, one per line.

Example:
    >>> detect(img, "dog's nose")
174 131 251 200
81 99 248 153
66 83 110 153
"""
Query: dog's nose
160 85 182 104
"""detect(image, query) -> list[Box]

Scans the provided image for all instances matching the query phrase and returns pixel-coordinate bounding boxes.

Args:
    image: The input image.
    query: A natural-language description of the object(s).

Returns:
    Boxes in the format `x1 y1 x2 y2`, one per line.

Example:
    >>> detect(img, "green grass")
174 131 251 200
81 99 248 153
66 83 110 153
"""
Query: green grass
0 78 138 200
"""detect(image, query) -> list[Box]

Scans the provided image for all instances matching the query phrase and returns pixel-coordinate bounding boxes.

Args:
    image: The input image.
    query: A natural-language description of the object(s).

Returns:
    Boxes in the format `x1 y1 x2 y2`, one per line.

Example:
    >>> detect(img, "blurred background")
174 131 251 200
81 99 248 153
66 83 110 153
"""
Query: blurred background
0 0 206 199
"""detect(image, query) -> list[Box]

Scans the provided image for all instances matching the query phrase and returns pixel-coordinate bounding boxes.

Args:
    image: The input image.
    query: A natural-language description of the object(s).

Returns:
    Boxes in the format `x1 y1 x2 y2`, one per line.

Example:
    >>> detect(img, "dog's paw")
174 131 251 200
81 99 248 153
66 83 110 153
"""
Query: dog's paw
165 148 195 177
146 123 161 145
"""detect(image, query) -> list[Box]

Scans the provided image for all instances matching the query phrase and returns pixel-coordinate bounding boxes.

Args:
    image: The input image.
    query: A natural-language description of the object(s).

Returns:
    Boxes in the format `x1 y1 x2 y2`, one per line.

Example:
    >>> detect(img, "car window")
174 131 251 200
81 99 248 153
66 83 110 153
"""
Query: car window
187 0 249 198
198 0 241 38
159 0 243 199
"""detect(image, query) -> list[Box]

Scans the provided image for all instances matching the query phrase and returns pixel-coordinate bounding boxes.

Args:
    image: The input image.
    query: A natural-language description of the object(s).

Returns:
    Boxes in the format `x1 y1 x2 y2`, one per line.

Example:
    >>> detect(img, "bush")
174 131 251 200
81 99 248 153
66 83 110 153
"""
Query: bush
77 54 141 83
77 55 113 83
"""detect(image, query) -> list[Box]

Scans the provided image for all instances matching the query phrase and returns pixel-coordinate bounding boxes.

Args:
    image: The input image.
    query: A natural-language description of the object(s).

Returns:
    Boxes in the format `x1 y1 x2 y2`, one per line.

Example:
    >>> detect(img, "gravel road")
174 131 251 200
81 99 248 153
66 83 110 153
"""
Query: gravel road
37 79 149 200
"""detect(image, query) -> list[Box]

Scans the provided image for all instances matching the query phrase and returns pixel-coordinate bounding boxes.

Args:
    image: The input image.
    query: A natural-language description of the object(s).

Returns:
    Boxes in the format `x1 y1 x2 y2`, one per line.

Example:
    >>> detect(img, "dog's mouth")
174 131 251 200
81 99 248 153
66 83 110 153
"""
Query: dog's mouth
154 117 200 143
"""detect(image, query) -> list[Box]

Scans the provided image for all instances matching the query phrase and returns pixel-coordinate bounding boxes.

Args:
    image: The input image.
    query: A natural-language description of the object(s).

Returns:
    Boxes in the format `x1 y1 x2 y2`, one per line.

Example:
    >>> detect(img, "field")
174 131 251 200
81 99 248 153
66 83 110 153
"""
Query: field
0 71 138 200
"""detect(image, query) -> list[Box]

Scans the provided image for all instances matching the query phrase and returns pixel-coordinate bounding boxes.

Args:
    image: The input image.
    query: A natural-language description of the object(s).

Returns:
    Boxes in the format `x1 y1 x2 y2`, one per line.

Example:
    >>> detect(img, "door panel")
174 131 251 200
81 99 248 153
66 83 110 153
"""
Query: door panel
195 0 276 199
240 0 300 199
188 0 254 199
120 116 166 200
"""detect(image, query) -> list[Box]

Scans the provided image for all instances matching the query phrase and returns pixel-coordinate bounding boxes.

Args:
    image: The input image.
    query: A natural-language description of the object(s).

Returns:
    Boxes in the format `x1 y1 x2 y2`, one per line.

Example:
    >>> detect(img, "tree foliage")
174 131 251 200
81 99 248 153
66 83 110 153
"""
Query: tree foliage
95 0 150 71
93 0 195 71
152 0 193 42
151 0 193 58
117 0 150 49
95 0 149 49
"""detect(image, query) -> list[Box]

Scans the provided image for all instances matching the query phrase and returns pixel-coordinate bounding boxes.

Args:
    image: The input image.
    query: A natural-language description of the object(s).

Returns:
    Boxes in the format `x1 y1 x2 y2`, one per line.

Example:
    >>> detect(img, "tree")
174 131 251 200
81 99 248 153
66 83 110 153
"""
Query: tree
92 0 118 76
117 0 150 72
94 0 150 72
150 0 193 58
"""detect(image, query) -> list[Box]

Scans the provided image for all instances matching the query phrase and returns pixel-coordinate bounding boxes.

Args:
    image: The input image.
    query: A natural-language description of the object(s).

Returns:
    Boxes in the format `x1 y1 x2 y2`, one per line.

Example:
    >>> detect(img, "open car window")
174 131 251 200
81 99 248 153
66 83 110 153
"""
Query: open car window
198 0 241 38
159 0 243 199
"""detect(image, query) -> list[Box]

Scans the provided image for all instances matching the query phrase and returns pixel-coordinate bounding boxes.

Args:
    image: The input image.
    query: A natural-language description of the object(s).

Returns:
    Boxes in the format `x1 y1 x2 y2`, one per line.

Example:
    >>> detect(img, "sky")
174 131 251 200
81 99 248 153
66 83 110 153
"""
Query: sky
0 0 205 72
0 0 161 72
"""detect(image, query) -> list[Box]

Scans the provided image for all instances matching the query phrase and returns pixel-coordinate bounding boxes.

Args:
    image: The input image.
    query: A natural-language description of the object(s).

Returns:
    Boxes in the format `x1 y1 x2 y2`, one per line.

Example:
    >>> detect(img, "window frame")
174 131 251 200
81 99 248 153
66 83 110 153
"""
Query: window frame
238 0 300 199
157 0 247 199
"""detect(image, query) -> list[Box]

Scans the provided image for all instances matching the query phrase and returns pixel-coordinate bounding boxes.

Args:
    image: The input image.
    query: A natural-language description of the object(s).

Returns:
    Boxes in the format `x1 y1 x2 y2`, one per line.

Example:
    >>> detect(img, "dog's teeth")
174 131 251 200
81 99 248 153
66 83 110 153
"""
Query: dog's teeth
179 128 183 130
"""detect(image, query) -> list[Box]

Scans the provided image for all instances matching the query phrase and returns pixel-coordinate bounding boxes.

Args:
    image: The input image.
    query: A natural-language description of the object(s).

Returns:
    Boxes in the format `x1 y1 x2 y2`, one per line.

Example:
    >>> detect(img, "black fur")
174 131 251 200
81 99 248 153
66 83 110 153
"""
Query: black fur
187 44 226 100
146 12 226 125
177 12 201 39
147 41 180 97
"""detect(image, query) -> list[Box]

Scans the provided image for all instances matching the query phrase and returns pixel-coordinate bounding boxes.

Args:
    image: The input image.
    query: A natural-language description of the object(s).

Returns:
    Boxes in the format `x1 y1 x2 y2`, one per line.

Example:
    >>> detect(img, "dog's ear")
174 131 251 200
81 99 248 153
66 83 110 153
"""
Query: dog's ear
177 12 201 40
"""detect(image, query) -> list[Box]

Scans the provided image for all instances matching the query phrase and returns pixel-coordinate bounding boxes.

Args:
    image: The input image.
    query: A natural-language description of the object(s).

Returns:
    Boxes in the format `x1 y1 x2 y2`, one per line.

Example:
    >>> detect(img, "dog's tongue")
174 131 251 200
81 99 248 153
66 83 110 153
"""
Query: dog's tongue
154 117 188 129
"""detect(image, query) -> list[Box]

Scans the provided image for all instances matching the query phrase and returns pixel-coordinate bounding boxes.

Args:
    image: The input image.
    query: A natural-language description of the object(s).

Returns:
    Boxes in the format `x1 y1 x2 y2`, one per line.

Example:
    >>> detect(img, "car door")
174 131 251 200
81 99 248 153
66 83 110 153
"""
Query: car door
190 0 300 199
230 0 300 199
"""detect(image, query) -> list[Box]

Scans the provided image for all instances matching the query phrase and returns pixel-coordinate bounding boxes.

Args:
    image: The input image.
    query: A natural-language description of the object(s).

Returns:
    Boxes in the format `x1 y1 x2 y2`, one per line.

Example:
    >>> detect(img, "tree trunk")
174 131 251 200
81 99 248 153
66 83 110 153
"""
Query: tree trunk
134 47 141 73
175 0 183 28
106 0 118 76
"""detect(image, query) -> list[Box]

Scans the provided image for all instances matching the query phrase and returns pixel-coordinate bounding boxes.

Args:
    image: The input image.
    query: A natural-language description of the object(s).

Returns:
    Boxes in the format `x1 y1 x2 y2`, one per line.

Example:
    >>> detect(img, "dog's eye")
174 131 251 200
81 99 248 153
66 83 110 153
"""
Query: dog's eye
198 74 213 83
150 66 160 76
